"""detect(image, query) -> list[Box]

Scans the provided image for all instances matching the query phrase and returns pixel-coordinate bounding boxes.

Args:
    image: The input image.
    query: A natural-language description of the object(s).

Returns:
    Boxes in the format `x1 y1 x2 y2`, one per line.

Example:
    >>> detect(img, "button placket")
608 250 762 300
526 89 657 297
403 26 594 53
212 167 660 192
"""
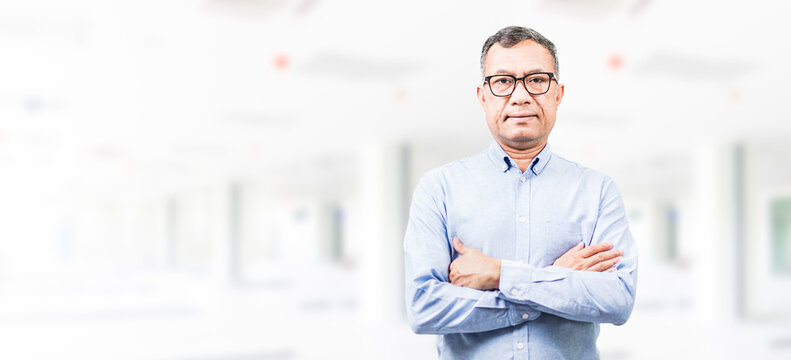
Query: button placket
518 170 531 263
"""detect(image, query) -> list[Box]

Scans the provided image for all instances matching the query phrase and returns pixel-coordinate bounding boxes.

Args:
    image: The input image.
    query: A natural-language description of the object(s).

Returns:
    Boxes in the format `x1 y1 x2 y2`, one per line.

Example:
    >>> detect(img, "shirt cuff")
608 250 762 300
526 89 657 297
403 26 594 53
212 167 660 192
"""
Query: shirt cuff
507 306 542 325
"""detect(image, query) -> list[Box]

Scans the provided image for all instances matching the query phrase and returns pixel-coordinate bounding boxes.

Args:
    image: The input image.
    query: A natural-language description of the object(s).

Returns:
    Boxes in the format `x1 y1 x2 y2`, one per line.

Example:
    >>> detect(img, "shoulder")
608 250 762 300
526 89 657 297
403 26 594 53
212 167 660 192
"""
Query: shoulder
551 153 610 180
548 153 616 194
417 151 487 188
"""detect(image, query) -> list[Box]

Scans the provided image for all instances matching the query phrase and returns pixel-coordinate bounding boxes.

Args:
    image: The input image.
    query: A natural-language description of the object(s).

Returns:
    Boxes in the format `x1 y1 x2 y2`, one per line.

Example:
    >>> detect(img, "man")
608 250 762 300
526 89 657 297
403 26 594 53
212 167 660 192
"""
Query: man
403 26 638 359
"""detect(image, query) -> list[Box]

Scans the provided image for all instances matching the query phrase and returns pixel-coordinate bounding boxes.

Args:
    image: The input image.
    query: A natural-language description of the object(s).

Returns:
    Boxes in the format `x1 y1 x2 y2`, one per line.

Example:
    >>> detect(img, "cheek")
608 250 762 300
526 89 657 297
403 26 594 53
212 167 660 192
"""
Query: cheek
537 99 557 117
486 101 506 123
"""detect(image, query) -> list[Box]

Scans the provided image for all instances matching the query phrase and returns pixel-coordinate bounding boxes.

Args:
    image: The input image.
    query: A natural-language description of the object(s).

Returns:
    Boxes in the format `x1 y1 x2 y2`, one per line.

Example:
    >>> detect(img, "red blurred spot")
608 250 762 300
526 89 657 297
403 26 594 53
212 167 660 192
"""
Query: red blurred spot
729 89 741 103
607 53 624 71
394 89 407 103
273 54 290 71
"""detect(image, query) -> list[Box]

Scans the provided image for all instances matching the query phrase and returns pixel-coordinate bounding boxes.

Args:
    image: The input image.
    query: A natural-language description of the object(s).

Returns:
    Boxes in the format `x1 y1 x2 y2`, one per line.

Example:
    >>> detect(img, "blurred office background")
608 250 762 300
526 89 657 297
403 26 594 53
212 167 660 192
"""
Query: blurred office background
0 0 790 359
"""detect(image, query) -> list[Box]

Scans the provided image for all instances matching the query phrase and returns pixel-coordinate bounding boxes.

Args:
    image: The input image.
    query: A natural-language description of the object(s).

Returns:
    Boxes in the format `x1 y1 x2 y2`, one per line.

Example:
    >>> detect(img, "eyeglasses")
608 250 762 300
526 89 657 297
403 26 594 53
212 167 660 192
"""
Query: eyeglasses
483 72 557 97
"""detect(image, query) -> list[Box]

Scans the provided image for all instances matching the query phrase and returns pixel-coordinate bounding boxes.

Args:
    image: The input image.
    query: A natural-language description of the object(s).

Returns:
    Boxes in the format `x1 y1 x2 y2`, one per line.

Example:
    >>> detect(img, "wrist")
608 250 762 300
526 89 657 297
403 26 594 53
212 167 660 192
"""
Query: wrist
491 258 501 289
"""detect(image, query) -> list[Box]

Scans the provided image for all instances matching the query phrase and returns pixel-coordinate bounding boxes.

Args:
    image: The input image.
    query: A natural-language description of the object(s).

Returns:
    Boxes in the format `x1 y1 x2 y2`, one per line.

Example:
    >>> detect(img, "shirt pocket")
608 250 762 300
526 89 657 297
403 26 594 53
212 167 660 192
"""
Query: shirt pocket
539 221 585 266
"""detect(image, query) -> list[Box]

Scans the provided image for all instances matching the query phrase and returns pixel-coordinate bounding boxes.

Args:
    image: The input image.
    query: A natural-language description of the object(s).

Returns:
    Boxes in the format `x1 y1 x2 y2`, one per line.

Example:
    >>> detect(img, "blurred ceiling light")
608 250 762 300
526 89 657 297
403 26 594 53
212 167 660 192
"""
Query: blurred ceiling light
294 0 318 15
394 88 407 104
729 89 741 104
86 146 127 160
222 112 296 128
299 52 420 81
536 0 645 18
634 53 753 82
629 0 652 15
607 53 625 71
272 53 290 71
0 13 85 43
207 0 293 19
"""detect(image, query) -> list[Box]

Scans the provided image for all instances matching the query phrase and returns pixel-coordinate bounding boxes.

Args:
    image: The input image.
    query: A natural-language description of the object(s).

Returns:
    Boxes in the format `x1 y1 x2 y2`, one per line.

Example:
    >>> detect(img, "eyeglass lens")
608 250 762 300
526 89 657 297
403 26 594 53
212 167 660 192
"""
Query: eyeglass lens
489 74 551 96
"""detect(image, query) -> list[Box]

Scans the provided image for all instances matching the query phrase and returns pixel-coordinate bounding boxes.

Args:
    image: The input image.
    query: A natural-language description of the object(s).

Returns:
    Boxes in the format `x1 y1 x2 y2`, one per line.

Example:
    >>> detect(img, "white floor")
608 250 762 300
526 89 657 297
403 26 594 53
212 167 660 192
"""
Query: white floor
1 265 790 360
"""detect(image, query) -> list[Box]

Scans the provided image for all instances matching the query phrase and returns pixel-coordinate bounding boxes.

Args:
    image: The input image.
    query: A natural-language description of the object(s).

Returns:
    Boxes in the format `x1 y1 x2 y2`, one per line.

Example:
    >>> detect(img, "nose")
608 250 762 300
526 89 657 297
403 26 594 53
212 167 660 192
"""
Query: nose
509 79 533 105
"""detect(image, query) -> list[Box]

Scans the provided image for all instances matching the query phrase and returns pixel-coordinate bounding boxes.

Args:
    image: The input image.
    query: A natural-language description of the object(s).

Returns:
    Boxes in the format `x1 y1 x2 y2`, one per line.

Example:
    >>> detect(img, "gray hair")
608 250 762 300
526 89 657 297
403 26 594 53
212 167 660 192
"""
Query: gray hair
480 26 559 79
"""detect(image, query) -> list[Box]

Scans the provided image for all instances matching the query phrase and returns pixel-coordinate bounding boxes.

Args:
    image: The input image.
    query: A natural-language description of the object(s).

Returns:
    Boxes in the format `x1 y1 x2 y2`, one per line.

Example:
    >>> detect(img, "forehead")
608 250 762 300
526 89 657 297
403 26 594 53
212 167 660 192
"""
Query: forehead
483 40 555 75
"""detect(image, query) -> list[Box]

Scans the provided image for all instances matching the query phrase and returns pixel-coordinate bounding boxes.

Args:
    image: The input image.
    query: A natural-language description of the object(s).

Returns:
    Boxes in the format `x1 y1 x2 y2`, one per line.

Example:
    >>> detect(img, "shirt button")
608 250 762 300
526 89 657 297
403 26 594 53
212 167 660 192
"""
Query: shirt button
517 342 525 349
518 216 525 222
520 176 526 182
510 289 518 296
522 313 529 319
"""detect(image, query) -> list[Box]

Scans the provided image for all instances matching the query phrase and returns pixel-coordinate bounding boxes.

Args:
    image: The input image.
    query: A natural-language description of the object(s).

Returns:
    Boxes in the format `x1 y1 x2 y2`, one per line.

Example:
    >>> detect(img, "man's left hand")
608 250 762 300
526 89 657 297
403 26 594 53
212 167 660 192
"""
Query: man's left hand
449 237 501 290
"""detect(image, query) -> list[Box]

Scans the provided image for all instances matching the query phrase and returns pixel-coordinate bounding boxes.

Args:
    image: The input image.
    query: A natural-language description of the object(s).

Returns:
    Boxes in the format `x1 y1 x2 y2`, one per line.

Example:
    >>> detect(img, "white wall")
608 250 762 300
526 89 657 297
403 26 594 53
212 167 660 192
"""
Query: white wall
1 0 791 359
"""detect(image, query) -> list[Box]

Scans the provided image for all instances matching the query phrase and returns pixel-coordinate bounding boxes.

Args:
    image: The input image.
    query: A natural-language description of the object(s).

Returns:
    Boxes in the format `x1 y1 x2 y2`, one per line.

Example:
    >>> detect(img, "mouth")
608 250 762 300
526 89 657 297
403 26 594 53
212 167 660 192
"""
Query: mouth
505 114 537 122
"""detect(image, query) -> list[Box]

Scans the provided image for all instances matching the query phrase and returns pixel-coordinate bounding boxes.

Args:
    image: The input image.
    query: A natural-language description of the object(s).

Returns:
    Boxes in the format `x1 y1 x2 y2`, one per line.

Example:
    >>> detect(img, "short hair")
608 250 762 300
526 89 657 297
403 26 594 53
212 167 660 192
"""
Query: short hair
480 26 559 79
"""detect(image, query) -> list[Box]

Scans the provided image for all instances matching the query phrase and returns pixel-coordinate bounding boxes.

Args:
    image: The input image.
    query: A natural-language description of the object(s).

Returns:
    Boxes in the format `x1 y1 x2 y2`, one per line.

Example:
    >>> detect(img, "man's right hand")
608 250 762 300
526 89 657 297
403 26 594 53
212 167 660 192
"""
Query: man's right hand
553 242 623 272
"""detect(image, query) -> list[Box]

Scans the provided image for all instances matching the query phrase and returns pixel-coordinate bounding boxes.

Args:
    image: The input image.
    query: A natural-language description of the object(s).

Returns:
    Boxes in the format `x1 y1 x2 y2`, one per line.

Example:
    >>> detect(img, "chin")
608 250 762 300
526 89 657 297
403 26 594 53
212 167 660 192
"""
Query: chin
499 137 539 148
503 131 540 143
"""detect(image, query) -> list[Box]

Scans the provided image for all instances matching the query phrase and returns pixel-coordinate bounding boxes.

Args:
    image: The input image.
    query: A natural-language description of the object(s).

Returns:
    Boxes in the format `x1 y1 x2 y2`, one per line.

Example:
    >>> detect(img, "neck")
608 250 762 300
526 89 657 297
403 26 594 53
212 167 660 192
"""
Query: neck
498 140 546 172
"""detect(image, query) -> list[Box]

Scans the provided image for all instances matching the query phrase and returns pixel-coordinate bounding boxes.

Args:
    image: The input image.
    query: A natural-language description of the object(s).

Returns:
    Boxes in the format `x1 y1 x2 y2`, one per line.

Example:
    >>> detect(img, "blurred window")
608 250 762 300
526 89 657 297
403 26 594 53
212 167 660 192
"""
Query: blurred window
771 197 791 274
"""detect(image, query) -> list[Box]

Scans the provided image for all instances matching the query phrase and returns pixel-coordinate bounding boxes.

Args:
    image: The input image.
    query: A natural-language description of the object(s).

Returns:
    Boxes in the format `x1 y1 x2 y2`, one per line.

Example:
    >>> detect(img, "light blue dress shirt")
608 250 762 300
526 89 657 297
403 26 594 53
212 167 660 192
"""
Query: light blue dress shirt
403 141 638 360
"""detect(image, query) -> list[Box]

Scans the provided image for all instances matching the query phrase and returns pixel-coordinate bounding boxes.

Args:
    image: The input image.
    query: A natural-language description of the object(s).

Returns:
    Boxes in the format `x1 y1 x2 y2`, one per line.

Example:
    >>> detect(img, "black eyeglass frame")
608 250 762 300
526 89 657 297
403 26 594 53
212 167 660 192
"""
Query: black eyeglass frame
483 72 558 97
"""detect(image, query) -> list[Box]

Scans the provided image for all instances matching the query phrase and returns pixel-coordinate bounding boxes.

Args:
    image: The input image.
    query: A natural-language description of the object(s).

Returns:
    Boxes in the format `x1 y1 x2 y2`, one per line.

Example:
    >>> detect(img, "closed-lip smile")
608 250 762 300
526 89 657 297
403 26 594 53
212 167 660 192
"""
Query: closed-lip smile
506 113 537 120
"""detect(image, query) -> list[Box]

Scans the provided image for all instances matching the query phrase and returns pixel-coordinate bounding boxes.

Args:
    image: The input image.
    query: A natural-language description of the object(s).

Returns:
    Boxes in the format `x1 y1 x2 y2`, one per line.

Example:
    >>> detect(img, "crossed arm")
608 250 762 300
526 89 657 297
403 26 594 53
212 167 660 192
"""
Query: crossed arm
404 178 638 335
448 237 622 290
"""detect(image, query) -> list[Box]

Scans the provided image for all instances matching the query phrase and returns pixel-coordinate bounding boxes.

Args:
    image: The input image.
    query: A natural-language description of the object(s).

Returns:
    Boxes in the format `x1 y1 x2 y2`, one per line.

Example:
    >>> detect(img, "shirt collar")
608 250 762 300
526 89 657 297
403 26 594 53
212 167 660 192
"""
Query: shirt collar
487 140 553 175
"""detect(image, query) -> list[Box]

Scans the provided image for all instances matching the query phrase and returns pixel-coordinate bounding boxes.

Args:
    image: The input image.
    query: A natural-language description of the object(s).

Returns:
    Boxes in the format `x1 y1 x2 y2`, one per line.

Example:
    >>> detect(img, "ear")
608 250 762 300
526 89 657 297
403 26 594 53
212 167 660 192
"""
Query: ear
476 85 486 109
554 83 565 106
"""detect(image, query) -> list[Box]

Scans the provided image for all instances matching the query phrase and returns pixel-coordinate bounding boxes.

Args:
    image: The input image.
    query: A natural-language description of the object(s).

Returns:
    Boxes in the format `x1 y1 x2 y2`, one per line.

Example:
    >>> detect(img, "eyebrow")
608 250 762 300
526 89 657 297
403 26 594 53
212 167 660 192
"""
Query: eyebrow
492 68 548 75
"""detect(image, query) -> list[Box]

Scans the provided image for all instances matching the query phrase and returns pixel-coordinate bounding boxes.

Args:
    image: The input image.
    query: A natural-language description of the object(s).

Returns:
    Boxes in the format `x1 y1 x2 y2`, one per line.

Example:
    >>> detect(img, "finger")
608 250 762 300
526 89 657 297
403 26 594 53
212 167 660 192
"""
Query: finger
606 268 616 273
588 256 622 272
577 242 612 258
587 256 620 272
583 249 623 269
453 237 465 254
558 242 584 258
578 242 614 258
450 273 461 285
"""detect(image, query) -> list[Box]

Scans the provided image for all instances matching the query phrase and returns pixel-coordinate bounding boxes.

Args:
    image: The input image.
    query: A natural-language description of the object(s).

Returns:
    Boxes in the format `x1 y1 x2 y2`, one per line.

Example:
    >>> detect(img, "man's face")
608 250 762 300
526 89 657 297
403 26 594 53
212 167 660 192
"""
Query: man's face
476 40 564 150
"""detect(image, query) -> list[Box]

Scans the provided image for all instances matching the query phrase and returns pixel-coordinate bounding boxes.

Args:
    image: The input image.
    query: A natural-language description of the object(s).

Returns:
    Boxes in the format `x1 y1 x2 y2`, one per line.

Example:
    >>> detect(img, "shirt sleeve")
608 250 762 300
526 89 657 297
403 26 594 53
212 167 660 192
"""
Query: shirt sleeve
497 178 638 325
403 173 541 335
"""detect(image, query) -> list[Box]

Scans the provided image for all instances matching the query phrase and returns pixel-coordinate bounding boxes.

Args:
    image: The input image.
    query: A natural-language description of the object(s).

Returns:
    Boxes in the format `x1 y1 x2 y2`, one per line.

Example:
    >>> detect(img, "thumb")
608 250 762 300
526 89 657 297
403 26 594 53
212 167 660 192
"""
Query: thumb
453 237 465 254
575 242 585 250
